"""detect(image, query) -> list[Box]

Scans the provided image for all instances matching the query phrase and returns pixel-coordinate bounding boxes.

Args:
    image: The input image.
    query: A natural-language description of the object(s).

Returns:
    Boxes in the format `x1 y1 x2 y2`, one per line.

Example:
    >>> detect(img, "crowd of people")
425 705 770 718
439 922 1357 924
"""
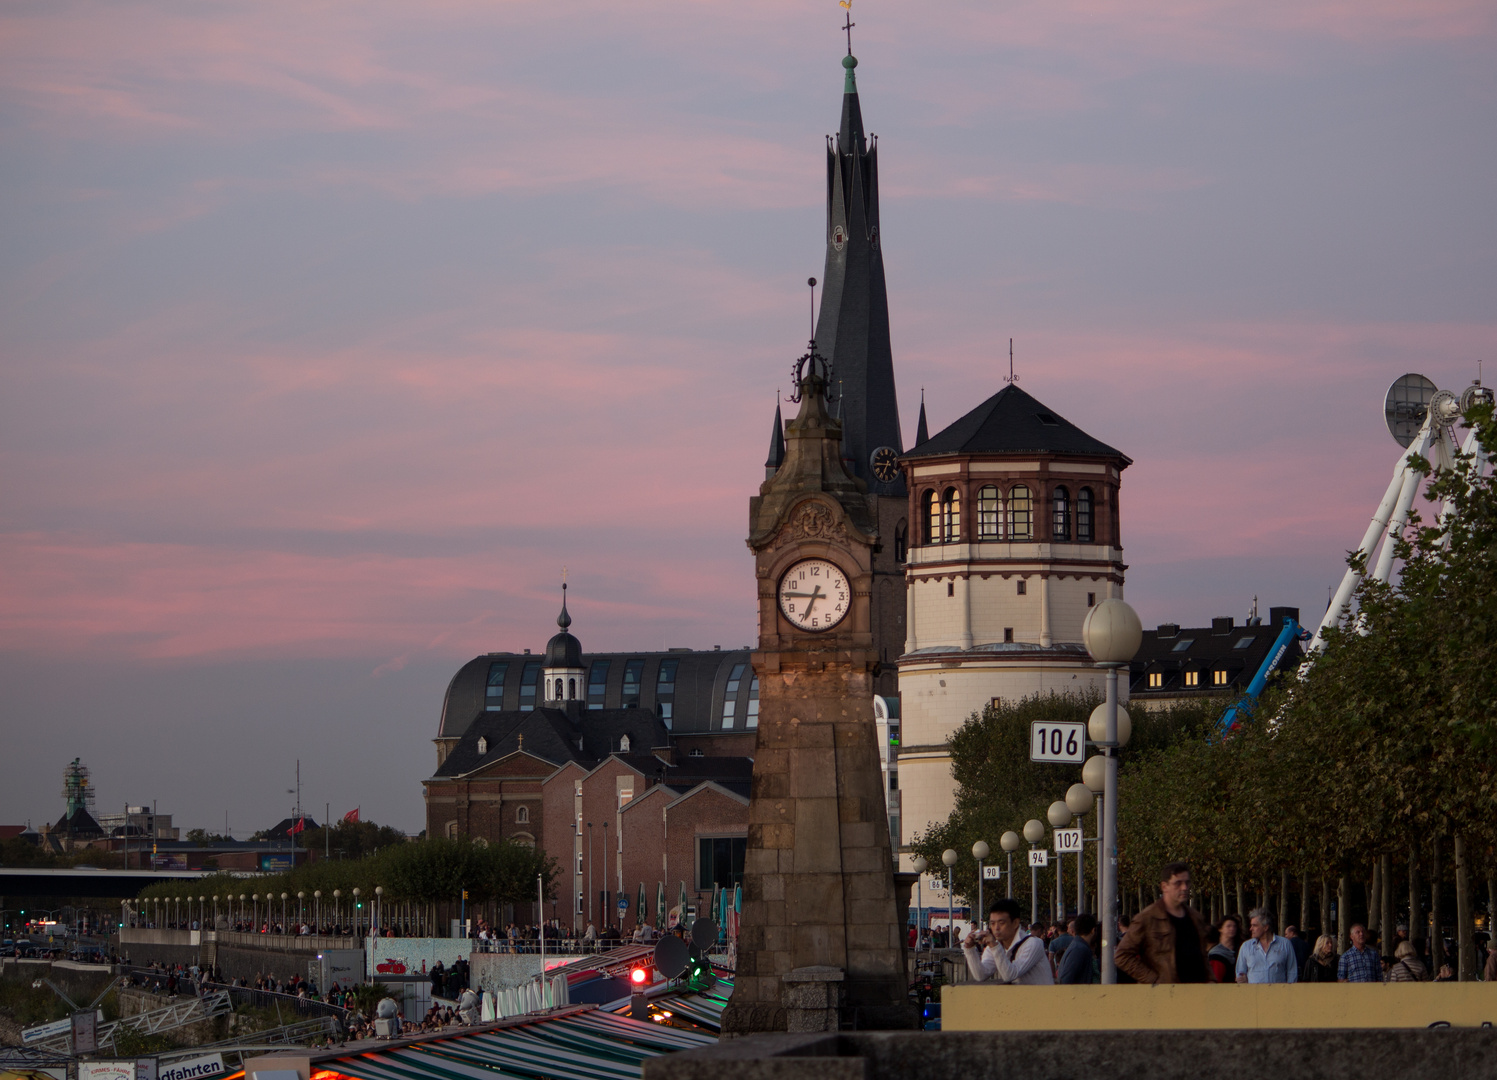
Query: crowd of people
960 861 1497 986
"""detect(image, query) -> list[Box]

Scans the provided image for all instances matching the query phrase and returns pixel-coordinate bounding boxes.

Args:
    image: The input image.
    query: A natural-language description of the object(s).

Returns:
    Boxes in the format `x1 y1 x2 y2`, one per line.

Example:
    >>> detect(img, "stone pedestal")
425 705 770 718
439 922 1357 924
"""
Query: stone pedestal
782 966 844 1033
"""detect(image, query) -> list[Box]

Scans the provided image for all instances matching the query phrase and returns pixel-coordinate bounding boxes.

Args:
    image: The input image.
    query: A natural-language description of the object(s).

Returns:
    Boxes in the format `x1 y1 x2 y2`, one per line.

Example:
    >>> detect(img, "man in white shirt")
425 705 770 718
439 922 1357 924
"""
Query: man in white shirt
1235 907 1298 984
962 898 1054 985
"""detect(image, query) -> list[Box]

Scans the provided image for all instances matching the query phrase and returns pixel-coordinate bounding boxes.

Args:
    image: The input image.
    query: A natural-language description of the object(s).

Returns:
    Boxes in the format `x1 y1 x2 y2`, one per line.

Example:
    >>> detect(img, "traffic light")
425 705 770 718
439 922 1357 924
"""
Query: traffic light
629 965 651 988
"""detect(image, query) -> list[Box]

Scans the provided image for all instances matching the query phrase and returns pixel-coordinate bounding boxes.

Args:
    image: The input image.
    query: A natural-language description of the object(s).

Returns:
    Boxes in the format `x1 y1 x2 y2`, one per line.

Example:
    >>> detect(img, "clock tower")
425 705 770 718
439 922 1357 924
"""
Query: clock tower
721 342 913 1035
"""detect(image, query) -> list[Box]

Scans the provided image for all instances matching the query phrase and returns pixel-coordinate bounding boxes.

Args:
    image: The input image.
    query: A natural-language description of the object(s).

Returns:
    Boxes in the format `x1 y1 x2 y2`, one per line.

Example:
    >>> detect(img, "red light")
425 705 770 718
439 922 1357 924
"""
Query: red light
631 967 648 985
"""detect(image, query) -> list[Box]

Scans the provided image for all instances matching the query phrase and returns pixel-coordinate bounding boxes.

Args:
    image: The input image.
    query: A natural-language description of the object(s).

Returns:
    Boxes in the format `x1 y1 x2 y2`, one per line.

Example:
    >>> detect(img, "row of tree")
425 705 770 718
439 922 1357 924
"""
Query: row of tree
916 400 1497 978
133 836 558 918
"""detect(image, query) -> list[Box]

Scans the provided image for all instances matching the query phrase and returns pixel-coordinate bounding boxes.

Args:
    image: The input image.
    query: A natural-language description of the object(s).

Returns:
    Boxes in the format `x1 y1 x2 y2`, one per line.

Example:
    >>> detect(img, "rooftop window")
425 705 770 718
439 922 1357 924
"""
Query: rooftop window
485 663 507 711
518 661 542 711
1233 636 1256 650
746 676 760 729
1184 671 1200 687
1171 639 1194 652
721 663 747 729
622 659 644 708
587 659 610 711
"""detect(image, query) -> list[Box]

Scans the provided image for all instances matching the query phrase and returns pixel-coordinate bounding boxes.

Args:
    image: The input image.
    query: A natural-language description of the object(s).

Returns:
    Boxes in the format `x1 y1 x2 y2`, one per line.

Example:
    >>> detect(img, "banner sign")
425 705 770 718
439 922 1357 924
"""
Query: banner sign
80 1062 136 1080
158 1054 225 1080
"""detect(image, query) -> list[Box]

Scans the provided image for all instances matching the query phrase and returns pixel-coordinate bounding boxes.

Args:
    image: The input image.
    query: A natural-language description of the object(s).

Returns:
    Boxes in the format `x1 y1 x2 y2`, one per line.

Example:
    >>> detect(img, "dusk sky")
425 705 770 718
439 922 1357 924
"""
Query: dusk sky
2 1 1493 835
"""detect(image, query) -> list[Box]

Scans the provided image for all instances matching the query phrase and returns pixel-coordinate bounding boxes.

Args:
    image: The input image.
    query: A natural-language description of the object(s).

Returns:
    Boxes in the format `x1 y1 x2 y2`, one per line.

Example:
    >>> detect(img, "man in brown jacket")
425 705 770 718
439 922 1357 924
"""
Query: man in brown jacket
1114 861 1214 984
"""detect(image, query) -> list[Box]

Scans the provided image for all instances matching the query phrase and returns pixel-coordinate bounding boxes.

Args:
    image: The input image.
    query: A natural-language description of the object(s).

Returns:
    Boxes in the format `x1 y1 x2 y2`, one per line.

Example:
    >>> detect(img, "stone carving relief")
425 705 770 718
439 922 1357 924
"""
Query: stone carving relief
768 500 849 551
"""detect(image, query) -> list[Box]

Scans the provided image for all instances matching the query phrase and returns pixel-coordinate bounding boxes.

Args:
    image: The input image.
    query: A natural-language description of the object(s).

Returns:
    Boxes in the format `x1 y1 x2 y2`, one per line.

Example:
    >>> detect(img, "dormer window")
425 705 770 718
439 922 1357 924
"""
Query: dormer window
619 735 631 752
477 737 488 756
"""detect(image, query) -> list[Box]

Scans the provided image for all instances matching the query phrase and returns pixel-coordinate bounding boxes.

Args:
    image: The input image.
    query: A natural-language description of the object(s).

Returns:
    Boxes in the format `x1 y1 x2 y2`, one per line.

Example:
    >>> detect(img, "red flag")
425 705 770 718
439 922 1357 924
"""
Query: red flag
287 817 306 836
343 808 360 823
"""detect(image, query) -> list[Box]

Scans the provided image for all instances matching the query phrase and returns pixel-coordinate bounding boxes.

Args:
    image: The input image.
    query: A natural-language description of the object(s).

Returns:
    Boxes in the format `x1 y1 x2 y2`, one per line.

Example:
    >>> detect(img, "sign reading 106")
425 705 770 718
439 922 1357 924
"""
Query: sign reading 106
1029 721 1085 764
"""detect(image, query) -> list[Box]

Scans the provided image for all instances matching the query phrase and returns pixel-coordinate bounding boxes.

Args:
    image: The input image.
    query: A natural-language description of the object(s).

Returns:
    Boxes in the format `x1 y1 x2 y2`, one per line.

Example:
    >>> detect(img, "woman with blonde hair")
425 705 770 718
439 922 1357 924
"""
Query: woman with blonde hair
1386 940 1429 981
1302 934 1338 982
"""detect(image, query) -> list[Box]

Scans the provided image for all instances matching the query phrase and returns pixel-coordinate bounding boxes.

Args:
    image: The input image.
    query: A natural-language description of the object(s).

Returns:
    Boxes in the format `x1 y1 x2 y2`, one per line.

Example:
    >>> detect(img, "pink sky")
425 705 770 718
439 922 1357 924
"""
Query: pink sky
2 0 1493 831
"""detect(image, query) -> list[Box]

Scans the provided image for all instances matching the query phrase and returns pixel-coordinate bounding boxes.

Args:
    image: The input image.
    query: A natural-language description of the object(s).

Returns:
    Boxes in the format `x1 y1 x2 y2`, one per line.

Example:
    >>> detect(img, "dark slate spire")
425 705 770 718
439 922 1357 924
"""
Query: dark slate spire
764 400 786 479
814 50 904 495
914 390 929 446
556 582 572 631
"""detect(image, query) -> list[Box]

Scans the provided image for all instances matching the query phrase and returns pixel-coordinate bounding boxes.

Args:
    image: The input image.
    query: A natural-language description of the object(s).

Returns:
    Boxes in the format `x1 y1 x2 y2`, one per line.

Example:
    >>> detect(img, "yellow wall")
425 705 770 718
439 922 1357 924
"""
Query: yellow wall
945 983 1497 1030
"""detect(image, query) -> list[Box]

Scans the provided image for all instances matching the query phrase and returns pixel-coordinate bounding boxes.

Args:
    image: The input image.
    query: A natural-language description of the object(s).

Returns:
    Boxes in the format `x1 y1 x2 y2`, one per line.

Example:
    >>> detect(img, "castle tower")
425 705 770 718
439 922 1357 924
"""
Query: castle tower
896 383 1131 873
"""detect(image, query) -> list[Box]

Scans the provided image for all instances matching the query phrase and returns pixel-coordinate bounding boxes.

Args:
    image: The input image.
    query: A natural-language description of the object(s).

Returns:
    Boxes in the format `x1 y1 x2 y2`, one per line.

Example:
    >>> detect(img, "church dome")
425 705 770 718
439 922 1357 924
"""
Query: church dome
544 584 582 668
545 629 582 668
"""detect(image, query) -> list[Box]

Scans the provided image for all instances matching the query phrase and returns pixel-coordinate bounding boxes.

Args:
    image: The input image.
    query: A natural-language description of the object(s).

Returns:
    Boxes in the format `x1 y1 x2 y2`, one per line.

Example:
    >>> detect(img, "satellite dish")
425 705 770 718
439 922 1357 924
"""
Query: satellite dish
690 918 719 951
1385 373 1437 448
653 934 689 979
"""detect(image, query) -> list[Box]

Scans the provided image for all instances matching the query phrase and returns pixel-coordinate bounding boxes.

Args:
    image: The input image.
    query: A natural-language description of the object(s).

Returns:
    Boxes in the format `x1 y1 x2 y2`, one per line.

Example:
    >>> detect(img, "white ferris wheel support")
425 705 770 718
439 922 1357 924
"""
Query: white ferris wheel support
1309 378 1486 654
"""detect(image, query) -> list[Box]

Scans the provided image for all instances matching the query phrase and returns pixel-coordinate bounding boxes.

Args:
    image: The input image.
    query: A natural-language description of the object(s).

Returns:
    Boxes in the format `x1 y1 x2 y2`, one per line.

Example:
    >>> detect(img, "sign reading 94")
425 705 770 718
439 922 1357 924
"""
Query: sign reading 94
777 558 850 632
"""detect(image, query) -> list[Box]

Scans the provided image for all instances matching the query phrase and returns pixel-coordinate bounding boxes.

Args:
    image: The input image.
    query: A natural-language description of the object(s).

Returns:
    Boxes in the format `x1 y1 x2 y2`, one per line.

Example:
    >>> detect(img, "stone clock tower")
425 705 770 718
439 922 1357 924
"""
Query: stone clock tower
721 345 913 1035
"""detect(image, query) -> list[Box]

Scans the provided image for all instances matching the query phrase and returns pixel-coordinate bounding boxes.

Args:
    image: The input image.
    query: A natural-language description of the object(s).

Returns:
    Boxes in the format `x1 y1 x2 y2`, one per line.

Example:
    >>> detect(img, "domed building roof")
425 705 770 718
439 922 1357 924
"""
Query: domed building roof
544 585 583 668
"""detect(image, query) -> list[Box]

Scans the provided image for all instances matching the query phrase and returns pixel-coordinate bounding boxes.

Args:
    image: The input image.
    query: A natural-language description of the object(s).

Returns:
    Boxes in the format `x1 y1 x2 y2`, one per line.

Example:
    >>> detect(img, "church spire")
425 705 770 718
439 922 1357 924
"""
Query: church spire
764 399 786 479
815 46 903 494
915 389 928 446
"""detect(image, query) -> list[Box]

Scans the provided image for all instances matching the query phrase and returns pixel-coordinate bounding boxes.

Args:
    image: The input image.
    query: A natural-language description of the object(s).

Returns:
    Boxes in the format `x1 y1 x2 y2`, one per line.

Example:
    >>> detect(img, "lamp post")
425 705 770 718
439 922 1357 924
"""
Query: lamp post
199 896 206 931
1000 831 1020 899
1066 783 1095 915
972 841 990 925
280 892 288 931
375 886 383 935
352 888 361 939
1082 597 1142 984
1082 757 1106 911
941 849 958 947
1047 802 1072 921
332 889 341 932
910 856 928 959
1023 819 1044 924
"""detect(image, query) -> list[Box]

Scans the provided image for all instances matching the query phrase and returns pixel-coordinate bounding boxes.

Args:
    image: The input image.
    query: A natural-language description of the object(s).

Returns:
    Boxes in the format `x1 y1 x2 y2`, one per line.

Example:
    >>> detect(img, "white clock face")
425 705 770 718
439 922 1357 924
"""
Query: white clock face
778 558 851 632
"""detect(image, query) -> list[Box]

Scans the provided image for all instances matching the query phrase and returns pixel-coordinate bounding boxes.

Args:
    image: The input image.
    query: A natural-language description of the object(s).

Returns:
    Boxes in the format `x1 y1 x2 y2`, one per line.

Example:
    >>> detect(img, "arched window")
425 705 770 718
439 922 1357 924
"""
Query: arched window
922 489 939 544
515 806 529 824
567 677 576 700
554 678 563 700
1077 487 1094 542
894 519 908 563
941 487 961 542
619 735 630 752
1052 486 1071 541
477 737 488 756
977 486 1001 540
1009 485 1033 540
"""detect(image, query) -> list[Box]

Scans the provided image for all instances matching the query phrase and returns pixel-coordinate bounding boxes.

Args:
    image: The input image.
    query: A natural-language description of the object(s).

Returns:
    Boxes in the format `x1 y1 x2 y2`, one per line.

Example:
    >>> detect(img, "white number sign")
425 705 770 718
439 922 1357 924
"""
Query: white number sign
1054 827 1083 854
1028 849 1049 868
982 865 1000 880
1029 721 1085 763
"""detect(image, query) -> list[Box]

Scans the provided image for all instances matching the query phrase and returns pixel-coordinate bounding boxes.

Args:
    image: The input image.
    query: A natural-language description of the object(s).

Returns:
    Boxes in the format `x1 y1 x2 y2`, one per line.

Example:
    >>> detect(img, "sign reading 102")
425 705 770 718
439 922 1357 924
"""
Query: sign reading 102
1029 721 1085 764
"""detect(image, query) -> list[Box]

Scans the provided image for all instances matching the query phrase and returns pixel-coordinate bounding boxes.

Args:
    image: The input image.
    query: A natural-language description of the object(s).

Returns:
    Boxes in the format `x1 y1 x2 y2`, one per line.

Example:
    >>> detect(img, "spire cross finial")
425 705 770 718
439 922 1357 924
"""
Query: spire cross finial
840 2 855 55
1005 337 1018 384
808 276 817 341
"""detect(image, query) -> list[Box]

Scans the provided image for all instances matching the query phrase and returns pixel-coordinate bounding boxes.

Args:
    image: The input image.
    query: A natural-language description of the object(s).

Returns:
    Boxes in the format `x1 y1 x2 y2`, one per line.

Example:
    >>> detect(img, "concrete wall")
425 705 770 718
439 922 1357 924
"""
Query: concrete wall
467 952 546 996
366 937 470 978
944 982 1497 1031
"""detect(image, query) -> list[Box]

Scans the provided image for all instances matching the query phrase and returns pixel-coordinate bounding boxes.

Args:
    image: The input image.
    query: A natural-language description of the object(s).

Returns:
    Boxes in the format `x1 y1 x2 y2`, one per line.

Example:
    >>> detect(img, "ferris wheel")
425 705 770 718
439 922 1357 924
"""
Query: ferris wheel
1309 372 1494 652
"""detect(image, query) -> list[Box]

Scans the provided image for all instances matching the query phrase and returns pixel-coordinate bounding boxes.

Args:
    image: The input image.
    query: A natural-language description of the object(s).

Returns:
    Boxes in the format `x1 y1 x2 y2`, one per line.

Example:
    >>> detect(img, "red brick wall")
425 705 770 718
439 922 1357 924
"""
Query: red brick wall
619 787 671 927
664 785 748 916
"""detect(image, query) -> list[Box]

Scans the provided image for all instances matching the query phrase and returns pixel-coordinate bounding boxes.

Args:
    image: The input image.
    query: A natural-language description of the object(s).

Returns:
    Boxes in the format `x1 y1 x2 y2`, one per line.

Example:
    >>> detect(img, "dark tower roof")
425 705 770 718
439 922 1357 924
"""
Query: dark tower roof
765 401 785 471
906 383 1131 462
914 391 929 446
545 584 583 667
813 51 904 495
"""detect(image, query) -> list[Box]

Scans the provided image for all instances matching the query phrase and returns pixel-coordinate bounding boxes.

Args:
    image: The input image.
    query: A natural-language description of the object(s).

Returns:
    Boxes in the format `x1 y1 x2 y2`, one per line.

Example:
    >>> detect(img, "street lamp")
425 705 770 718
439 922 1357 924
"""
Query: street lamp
1082 597 1142 985
1000 832 1020 899
910 856 928 959
198 896 206 931
1023 819 1045 924
332 889 341 931
297 891 305 927
352 889 361 939
941 849 958 948
1066 783 1095 916
972 841 990 926
1047 802 1073 920
280 892 288 931
375 886 383 935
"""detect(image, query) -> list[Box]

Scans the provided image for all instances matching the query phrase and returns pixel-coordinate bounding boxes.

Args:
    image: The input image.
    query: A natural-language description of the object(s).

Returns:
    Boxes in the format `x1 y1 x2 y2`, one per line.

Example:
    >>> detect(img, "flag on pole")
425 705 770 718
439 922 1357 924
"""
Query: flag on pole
343 808 360 823
656 881 666 928
286 817 306 836
636 882 647 926
678 881 689 926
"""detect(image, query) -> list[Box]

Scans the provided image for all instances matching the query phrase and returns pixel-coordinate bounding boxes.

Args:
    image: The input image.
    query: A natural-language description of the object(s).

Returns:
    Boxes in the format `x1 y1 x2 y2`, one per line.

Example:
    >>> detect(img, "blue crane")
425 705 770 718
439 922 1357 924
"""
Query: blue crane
1218 616 1311 734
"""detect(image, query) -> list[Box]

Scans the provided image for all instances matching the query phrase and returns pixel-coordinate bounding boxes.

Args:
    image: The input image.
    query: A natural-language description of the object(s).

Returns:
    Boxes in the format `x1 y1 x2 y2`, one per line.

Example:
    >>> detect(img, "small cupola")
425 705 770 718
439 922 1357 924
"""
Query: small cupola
543 581 586 712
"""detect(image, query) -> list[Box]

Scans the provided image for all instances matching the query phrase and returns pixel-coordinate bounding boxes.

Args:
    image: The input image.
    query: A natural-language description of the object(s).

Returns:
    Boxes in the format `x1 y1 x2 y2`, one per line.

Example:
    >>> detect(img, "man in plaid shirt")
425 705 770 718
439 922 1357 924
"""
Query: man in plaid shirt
1338 923 1382 982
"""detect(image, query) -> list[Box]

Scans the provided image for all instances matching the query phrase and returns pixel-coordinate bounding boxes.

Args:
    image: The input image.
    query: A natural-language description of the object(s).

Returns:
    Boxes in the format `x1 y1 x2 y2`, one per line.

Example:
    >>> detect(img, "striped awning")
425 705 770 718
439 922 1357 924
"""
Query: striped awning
310 1010 712 1080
